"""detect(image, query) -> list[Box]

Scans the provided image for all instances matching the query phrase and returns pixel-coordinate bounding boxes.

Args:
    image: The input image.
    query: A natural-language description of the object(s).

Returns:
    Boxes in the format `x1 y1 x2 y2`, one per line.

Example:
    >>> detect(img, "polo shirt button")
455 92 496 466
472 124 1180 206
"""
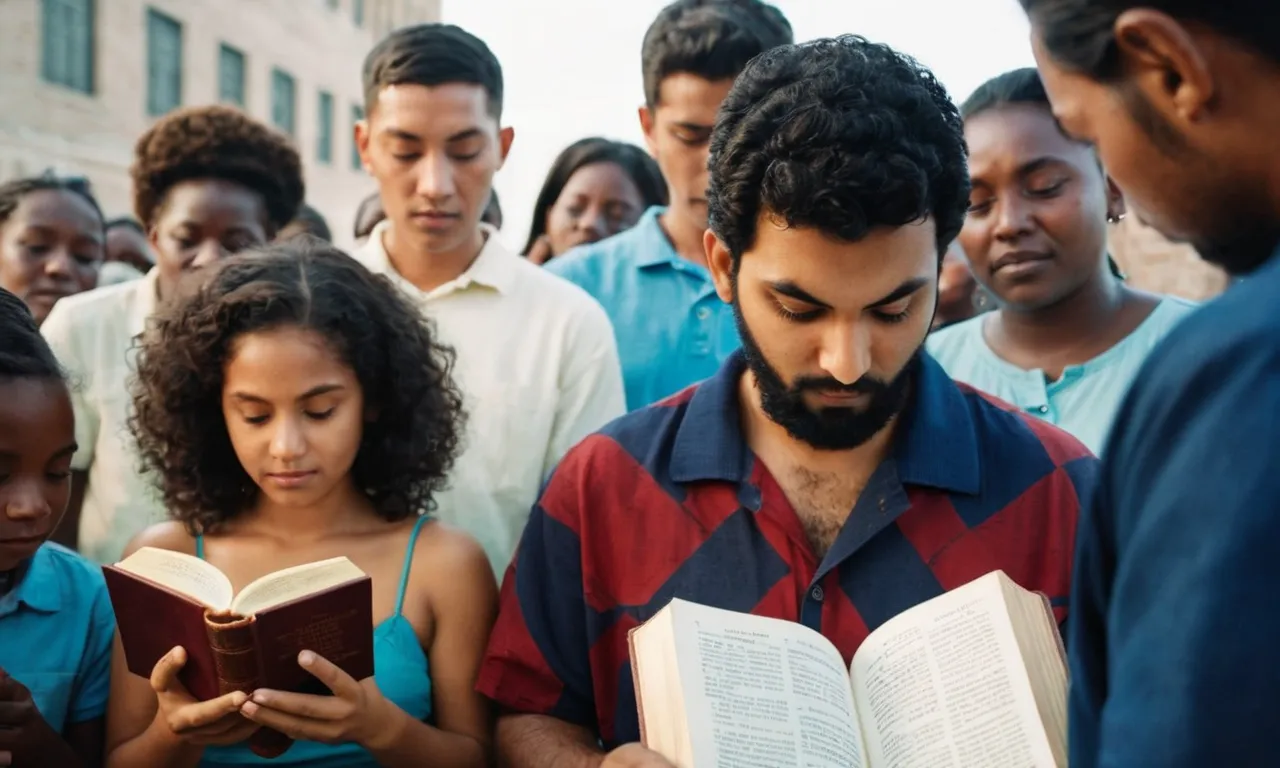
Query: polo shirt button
1036 405 1049 414
696 307 711 320
810 585 824 602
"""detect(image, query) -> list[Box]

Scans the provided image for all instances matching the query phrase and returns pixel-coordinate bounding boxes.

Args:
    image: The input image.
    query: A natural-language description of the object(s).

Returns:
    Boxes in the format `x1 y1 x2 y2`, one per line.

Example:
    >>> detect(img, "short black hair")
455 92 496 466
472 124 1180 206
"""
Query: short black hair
708 35 969 266
0 172 104 232
961 67 1054 120
522 137 668 253
105 216 146 235
279 203 333 243
363 23 503 118
641 0 793 107
0 287 63 381
129 239 465 531
1020 0 1280 78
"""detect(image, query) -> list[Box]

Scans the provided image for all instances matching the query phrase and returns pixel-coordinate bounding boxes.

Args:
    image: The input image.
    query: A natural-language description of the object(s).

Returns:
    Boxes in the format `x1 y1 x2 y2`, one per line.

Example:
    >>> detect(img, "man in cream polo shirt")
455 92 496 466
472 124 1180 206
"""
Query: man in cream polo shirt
355 24 625 573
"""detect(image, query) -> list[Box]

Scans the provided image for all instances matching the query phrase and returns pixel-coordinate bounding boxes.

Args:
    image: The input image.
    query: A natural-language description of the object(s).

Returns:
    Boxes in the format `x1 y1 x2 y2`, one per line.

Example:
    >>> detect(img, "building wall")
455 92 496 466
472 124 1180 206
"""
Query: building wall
1111 217 1229 301
0 0 441 250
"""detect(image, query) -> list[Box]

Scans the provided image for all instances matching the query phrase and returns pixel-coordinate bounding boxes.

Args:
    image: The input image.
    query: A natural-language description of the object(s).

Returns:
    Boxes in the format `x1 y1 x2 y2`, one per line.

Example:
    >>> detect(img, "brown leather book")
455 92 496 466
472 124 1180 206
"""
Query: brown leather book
104 547 376 757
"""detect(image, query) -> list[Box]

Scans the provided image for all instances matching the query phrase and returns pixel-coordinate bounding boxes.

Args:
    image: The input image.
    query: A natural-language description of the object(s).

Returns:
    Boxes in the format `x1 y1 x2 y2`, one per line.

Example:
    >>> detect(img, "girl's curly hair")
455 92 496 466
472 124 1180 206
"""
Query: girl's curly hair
129 239 465 533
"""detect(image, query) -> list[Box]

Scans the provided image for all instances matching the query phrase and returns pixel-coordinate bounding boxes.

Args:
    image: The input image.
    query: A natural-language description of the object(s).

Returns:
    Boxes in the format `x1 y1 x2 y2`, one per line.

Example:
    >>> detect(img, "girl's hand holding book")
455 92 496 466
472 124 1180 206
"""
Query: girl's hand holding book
150 646 260 746
239 649 395 749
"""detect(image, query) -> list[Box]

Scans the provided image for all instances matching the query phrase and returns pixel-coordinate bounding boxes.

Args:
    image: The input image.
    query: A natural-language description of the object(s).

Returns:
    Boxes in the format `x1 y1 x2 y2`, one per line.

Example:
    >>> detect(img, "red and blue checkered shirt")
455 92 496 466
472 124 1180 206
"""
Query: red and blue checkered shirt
478 351 1094 748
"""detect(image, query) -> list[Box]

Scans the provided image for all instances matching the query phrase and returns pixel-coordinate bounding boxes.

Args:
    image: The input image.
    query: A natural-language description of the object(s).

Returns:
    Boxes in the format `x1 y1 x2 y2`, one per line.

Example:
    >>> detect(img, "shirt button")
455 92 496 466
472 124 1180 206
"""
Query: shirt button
696 307 711 320
1036 405 1049 414
810 585 825 602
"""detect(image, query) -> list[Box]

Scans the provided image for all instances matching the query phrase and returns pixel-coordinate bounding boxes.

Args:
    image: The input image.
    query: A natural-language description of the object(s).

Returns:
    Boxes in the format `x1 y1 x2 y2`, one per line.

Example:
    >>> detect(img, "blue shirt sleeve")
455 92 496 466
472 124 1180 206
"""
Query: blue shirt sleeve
69 570 115 723
1070 320 1280 767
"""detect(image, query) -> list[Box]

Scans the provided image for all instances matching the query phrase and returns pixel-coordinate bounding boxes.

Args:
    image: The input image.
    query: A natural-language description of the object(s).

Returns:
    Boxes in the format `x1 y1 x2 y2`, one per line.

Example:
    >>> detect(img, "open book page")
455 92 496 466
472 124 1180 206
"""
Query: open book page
665 600 867 768
849 572 1061 768
230 556 364 616
114 547 232 609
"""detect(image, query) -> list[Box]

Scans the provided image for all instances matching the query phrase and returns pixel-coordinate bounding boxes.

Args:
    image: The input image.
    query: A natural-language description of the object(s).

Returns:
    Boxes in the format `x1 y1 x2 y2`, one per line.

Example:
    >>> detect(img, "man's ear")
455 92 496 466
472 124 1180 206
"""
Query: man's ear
639 105 658 156
497 126 515 168
705 229 735 303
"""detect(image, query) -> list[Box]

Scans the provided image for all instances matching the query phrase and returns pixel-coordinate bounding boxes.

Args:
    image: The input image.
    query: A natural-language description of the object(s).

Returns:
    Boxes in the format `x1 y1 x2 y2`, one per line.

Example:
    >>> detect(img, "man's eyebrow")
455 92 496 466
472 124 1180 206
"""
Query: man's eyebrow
868 277 930 308
672 121 713 133
380 127 423 142
769 281 831 309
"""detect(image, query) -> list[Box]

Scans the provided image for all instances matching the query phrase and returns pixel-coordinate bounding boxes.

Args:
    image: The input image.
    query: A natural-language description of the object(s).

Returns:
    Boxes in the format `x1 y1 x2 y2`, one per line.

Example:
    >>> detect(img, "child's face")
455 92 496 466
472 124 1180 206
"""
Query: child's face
221 325 366 511
0 377 75 571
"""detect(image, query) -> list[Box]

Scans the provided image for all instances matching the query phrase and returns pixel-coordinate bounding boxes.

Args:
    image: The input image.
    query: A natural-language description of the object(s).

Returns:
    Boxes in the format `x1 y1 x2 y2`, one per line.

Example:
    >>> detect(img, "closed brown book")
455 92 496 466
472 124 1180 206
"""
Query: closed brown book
103 547 375 753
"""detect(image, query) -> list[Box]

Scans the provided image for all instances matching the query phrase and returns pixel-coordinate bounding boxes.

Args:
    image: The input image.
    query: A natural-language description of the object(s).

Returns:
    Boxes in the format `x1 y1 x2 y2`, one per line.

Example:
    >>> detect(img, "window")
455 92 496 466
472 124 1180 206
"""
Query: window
146 8 182 116
317 90 334 164
353 0 364 26
351 104 364 171
41 0 95 94
271 68 296 135
218 44 246 107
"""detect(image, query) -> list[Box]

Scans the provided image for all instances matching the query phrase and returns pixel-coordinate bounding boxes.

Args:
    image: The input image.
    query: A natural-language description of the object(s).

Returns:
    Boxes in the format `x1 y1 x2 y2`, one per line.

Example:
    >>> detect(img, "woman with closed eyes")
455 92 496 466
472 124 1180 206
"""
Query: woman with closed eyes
927 68 1195 454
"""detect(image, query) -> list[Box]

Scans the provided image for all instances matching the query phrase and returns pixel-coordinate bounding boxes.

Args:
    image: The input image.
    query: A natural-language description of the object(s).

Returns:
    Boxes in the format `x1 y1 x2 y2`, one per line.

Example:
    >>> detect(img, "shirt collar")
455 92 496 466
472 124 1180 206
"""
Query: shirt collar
0 546 61 616
632 207 685 269
363 220 516 297
128 268 162 337
669 350 982 496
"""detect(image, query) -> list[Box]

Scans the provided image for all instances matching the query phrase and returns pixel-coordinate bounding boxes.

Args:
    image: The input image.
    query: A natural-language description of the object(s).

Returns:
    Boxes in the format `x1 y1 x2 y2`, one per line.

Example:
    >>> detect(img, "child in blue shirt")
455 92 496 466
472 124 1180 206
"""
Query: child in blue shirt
0 286 115 766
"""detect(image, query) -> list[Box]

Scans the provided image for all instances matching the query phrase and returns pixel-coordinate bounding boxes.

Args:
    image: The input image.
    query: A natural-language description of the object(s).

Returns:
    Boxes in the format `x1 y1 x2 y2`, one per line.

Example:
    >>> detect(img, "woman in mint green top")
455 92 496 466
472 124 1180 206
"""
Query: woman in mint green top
928 68 1195 454
104 242 496 767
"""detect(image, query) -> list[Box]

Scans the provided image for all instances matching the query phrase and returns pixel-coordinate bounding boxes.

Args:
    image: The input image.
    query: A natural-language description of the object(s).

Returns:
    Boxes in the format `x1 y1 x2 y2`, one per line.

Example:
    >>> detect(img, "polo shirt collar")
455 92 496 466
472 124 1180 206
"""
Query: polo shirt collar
365 220 515 297
892 353 982 495
669 350 982 496
632 207 685 270
0 546 60 615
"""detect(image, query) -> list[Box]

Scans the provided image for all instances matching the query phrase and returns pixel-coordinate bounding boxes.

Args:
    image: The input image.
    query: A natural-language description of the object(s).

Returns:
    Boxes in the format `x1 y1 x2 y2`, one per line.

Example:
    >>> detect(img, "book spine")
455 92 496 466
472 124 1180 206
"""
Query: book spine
204 612 260 695
204 612 294 758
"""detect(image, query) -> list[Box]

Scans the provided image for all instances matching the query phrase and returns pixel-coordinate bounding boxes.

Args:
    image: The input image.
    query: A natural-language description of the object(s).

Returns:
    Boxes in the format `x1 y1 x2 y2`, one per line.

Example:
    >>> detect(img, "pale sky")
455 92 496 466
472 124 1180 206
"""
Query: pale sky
440 0 1036 249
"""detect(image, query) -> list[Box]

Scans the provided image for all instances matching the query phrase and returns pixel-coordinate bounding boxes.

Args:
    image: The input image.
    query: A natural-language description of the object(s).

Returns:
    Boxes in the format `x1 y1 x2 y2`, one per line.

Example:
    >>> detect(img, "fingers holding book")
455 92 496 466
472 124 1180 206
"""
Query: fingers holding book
239 649 392 748
149 646 260 746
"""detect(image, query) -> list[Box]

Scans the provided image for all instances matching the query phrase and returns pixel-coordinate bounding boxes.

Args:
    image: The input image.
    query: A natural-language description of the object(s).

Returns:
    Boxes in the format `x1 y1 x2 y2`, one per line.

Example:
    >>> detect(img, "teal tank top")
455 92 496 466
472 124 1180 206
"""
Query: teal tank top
197 514 434 767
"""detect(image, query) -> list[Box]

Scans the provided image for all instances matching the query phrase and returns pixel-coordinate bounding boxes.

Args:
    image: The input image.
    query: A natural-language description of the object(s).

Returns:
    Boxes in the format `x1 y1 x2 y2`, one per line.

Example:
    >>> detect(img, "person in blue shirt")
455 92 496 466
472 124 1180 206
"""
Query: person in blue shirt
547 0 793 411
104 241 495 767
522 137 666 266
0 286 115 767
928 67 1194 454
1023 0 1280 765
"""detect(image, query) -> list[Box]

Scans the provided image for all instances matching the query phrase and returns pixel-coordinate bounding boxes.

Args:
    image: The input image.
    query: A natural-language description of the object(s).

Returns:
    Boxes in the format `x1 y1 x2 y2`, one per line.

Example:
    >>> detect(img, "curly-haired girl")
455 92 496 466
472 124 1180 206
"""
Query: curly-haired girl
104 240 495 767
41 105 305 565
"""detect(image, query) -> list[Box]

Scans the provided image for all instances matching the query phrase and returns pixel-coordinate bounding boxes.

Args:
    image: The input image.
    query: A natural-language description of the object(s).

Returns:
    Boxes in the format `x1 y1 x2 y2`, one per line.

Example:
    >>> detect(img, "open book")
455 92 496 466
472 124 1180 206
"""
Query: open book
104 547 375 704
629 571 1066 768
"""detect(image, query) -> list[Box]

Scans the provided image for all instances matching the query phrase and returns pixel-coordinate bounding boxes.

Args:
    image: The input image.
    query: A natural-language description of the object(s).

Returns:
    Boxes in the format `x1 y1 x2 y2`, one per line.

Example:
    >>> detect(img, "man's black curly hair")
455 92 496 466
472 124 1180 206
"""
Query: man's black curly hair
131 105 304 236
129 239 465 533
707 35 970 265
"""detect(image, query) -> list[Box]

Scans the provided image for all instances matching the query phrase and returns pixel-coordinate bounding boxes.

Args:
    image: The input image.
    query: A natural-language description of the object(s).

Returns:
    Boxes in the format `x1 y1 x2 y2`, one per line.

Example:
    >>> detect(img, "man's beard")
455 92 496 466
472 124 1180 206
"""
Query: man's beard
733 300 919 451
1192 220 1280 277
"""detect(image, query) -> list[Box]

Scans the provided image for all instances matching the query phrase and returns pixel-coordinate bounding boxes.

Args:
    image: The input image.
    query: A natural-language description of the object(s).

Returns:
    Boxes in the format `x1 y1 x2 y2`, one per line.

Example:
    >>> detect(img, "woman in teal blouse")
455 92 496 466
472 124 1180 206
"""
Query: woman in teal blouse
928 68 1196 454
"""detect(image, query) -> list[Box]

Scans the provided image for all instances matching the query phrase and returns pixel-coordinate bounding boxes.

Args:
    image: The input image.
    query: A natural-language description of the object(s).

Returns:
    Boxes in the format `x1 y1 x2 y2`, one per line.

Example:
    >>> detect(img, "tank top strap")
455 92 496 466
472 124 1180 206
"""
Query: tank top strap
195 533 205 560
393 515 431 616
